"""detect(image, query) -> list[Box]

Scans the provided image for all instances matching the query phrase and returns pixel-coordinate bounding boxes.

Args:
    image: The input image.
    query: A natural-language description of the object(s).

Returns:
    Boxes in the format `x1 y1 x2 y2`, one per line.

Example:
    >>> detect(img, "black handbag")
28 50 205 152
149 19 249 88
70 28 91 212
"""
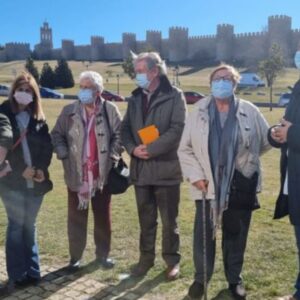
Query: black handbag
103 101 130 195
107 158 130 194
228 169 259 210
273 194 289 219
33 178 53 196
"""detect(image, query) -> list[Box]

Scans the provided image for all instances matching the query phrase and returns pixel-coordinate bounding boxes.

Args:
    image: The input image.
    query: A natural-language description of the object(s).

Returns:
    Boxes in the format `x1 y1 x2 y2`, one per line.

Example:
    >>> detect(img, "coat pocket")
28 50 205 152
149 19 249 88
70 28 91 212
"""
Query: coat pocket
156 159 182 181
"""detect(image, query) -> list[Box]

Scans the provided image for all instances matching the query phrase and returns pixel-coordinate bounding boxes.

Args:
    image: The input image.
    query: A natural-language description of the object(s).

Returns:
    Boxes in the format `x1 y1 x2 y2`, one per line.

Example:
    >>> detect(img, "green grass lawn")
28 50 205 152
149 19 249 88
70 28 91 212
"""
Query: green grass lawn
0 98 296 299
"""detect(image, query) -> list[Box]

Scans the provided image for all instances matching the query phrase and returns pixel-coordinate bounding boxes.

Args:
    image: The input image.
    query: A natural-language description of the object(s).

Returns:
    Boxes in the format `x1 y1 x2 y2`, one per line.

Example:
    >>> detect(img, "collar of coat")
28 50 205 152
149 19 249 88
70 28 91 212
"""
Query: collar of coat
68 97 105 116
131 75 173 97
195 95 249 119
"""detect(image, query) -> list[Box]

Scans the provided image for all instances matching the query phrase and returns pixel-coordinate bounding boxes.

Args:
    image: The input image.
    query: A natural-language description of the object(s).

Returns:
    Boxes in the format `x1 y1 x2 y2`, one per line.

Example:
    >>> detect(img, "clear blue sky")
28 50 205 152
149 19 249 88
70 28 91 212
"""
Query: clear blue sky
1 0 300 48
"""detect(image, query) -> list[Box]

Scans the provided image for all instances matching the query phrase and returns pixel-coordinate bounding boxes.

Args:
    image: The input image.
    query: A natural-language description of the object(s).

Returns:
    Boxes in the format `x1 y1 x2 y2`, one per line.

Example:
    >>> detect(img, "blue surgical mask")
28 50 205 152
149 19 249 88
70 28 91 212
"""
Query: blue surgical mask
78 89 94 104
135 73 150 89
294 51 300 69
211 80 234 100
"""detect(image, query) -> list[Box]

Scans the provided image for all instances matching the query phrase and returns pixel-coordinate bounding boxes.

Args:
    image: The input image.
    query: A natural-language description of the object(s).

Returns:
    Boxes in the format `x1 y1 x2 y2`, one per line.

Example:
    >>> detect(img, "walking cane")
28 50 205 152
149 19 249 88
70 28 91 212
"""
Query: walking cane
202 189 208 300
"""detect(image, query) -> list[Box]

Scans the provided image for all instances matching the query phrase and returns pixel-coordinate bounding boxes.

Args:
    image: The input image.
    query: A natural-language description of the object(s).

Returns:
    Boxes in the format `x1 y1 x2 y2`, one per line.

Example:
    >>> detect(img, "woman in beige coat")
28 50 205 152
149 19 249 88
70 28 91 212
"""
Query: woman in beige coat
178 64 270 300
51 71 122 270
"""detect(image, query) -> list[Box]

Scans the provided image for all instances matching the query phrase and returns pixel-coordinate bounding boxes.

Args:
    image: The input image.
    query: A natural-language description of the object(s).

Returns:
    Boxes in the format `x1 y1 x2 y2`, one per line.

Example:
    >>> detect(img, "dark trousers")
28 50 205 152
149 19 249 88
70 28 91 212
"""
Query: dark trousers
134 185 181 267
67 187 111 261
194 200 252 284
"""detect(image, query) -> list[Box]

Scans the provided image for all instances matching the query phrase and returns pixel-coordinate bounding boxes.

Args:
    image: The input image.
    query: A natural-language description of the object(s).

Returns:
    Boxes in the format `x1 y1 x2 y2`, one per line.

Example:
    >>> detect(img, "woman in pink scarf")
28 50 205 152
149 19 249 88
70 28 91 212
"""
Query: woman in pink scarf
52 71 123 270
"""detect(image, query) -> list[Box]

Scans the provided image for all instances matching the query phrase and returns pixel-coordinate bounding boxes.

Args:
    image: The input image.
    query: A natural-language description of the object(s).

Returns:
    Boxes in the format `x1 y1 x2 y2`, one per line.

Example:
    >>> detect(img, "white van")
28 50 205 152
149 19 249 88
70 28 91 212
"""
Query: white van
237 73 265 88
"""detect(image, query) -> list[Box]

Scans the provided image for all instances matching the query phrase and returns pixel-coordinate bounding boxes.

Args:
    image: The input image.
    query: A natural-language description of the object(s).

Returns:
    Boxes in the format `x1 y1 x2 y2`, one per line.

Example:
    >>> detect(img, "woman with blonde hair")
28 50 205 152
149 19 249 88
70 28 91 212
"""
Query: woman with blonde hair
0 72 53 295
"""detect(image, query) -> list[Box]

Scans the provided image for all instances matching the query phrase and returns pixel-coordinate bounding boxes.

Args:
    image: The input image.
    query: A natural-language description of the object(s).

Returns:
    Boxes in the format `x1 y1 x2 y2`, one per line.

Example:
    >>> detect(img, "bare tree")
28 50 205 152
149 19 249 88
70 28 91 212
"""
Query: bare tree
258 44 285 111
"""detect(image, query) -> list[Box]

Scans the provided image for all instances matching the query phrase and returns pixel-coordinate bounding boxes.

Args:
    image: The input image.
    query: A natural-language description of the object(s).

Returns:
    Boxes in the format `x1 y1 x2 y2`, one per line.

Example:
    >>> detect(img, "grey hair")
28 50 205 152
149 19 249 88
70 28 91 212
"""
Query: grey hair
132 51 167 76
79 71 104 92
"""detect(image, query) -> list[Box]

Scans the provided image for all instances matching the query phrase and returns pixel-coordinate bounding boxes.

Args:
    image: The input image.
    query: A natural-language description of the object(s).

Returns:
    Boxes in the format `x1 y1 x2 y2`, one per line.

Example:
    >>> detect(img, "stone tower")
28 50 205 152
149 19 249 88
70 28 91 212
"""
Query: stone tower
61 39 75 60
40 22 53 49
168 27 188 62
122 33 136 59
268 15 292 63
146 30 162 53
216 24 234 62
91 36 105 61
34 22 53 59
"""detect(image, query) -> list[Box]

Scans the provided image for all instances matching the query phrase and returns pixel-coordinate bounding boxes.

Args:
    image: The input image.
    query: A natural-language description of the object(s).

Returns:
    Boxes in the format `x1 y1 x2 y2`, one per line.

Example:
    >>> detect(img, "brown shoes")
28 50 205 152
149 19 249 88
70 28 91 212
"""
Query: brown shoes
276 296 297 300
165 264 180 281
130 261 180 280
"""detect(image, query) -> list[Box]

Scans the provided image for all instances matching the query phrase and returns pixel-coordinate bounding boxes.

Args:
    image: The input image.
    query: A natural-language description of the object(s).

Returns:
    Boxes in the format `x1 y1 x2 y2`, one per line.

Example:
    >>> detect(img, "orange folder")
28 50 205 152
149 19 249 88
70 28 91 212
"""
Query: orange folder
138 125 159 145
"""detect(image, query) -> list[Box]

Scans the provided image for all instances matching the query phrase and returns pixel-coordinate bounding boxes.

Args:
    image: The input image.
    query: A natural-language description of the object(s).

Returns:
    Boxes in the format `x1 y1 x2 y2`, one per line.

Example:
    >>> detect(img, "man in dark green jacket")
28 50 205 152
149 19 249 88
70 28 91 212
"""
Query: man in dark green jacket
121 52 186 280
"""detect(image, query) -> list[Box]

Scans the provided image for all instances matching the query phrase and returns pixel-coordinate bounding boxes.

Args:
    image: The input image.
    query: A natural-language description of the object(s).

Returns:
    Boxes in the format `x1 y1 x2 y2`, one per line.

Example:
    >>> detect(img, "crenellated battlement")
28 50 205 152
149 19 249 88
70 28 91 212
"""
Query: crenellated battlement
122 33 136 38
146 30 161 35
169 26 188 33
235 31 267 38
217 24 234 29
91 35 104 40
62 39 74 45
268 15 291 22
189 34 216 40
5 42 30 47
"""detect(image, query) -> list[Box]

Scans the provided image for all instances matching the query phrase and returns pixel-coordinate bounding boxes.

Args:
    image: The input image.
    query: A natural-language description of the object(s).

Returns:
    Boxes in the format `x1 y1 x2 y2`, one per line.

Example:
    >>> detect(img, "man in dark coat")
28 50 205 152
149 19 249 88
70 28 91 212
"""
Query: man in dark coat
121 52 186 280
268 47 300 300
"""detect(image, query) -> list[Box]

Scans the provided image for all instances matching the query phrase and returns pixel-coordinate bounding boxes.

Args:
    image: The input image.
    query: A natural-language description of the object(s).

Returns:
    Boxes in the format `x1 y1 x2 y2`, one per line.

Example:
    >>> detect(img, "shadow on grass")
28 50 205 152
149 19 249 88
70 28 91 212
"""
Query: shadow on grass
211 288 233 300
93 271 165 299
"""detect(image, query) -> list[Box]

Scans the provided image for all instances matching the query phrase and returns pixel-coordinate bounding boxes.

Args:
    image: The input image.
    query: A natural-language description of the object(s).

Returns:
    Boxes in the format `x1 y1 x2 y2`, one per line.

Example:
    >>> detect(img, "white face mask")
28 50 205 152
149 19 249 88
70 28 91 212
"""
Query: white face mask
78 89 95 104
135 73 151 89
211 79 234 100
14 91 33 105
294 51 300 69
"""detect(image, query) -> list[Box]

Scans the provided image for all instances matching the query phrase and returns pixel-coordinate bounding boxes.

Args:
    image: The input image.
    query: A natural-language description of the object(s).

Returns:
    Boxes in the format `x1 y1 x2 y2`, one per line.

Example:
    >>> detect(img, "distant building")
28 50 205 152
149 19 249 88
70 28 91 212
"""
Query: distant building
0 16 299 66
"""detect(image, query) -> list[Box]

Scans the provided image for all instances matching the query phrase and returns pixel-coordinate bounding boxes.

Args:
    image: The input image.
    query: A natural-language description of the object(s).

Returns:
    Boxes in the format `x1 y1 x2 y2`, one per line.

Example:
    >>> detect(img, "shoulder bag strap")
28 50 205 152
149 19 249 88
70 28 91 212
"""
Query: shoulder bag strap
12 129 28 151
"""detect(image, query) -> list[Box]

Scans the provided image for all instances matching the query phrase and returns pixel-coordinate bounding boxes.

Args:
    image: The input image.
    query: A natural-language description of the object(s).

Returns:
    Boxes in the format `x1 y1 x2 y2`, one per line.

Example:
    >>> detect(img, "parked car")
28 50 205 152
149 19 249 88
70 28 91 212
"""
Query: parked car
237 73 265 88
278 92 291 107
0 85 10 96
101 90 125 102
40 87 64 99
184 91 205 104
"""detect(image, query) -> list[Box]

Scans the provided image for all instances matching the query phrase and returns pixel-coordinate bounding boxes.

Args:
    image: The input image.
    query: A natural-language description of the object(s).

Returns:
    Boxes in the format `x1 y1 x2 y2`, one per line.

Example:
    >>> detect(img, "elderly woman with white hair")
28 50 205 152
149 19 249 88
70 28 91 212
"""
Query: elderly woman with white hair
51 71 122 270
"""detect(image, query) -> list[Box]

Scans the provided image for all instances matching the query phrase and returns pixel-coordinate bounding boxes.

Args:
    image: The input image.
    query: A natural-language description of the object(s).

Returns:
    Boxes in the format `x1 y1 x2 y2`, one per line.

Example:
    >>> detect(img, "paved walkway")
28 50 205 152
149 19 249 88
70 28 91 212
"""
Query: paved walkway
0 249 156 300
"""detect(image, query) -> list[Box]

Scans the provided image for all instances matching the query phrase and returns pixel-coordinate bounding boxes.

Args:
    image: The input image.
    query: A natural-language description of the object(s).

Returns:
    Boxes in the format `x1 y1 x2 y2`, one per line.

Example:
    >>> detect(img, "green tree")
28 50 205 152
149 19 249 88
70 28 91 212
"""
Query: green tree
258 44 285 111
122 55 135 79
54 59 74 88
40 63 56 88
25 57 39 84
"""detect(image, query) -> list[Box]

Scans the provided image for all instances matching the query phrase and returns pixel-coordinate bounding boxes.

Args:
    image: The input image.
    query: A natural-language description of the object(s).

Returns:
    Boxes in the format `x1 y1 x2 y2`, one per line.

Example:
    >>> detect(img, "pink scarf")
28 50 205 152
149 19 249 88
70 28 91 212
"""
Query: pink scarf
78 104 100 209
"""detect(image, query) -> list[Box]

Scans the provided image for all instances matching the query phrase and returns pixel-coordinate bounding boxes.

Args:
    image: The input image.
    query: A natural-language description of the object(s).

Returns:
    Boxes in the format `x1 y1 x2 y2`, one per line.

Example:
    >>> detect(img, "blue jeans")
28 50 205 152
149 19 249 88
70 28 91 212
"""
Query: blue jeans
1 190 43 281
294 226 300 299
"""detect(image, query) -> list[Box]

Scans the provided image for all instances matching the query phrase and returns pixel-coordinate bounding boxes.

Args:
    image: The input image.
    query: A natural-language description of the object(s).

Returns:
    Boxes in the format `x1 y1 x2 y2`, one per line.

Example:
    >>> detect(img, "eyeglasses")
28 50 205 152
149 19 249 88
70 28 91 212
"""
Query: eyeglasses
212 76 233 82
